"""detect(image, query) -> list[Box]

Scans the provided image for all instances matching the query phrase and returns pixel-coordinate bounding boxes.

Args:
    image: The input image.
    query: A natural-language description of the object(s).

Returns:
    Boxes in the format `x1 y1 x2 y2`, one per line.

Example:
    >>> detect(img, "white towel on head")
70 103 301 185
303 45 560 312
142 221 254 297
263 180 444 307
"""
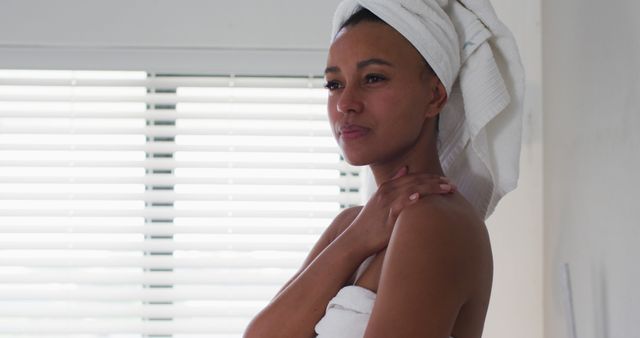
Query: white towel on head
332 0 525 220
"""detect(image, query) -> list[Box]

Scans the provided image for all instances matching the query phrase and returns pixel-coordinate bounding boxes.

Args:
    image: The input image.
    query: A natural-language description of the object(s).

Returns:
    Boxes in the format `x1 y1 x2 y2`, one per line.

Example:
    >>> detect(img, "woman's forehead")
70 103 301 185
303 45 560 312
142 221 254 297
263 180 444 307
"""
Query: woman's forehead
327 21 424 70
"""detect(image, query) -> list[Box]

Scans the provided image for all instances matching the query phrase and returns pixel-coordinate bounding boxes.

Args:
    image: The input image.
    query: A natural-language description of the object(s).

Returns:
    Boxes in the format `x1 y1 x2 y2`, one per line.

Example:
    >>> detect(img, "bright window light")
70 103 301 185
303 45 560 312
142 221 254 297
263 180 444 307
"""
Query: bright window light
0 71 360 338
174 201 339 212
0 69 147 80
0 167 145 177
178 102 326 115
0 102 146 113
177 87 327 101
0 151 145 161
0 200 145 210
175 168 340 179
0 118 145 129
176 118 330 132
176 135 336 148
0 217 144 226
0 184 145 194
175 151 339 163
0 134 146 145
175 184 339 195
0 86 146 96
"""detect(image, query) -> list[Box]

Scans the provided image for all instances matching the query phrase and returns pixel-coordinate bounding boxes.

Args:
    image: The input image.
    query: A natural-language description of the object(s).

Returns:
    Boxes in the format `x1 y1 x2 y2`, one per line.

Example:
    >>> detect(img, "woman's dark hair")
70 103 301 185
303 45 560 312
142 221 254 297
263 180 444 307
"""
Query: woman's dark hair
340 7 385 30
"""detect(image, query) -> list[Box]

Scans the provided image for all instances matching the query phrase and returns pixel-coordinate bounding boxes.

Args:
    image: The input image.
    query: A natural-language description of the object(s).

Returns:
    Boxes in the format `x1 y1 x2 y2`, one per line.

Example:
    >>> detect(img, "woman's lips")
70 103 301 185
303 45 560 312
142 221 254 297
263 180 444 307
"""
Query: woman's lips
340 124 370 140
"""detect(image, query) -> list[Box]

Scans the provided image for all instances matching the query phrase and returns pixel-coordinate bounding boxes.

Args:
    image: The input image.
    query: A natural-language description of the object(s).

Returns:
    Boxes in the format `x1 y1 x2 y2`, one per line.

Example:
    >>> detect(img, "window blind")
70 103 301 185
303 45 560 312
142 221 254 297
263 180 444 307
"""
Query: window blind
0 70 363 337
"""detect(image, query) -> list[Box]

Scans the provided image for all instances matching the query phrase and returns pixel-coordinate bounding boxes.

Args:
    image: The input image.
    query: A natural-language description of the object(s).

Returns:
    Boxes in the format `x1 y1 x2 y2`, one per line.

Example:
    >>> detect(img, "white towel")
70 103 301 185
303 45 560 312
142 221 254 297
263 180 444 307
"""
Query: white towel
314 285 456 337
315 286 376 338
332 0 525 220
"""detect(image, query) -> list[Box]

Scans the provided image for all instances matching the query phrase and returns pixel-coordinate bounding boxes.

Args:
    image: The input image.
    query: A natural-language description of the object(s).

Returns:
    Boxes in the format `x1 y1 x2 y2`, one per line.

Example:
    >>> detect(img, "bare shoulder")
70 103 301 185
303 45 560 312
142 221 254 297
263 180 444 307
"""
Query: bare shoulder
363 193 492 337
396 193 488 246
391 193 492 294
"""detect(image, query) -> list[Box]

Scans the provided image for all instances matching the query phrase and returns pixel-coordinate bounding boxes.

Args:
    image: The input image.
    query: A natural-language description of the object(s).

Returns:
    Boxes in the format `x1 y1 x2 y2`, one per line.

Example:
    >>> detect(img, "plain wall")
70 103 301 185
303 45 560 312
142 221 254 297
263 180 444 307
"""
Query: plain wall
0 0 342 74
0 1 544 337
483 1 543 338
542 0 640 337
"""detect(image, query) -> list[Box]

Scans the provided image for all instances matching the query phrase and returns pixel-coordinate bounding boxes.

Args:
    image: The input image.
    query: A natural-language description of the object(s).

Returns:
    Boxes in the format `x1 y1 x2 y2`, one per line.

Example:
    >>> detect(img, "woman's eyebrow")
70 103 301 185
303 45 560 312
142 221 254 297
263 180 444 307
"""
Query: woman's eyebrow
324 66 340 75
325 58 394 75
356 58 394 69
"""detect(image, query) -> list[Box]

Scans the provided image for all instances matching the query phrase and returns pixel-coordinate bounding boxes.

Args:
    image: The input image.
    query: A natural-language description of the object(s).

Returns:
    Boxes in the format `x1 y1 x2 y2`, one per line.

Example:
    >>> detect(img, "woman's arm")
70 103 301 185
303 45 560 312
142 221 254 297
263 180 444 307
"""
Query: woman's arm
271 206 361 300
243 211 371 338
244 169 455 338
363 196 489 338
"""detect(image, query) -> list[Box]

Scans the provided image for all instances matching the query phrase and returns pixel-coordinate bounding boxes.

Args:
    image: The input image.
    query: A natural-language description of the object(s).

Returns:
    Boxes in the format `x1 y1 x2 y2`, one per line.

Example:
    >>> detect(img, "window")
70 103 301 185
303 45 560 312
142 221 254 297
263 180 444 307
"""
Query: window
0 70 362 337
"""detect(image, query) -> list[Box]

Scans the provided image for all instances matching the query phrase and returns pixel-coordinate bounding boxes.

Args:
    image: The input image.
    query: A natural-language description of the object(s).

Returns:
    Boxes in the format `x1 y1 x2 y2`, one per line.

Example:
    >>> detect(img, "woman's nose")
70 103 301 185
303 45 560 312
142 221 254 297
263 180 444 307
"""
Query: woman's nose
336 86 364 114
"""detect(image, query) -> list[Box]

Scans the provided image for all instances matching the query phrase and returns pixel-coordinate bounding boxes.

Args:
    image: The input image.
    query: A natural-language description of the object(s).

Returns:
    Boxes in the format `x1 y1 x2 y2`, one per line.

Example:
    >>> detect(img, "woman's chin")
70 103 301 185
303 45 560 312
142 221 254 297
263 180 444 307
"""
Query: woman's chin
341 153 371 167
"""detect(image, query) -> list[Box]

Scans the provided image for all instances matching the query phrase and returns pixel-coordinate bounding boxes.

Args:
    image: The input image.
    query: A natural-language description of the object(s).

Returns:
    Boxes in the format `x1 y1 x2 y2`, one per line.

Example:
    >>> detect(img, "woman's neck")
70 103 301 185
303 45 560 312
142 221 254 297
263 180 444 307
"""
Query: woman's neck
369 129 444 187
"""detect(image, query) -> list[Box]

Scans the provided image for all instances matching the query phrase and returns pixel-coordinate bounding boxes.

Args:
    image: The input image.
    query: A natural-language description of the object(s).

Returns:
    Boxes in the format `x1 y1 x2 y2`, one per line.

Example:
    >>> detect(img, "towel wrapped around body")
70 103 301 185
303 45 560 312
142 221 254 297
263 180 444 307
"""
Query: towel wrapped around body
314 286 376 338
314 285 455 338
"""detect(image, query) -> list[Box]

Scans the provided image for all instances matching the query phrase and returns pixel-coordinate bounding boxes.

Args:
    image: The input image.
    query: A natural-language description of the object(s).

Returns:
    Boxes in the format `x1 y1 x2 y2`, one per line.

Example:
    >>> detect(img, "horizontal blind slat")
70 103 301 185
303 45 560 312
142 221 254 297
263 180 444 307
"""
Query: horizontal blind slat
0 240 315 251
0 126 333 136
0 176 355 185
0 160 345 169
0 225 326 235
0 270 295 285
0 209 341 218
0 75 326 87
0 286 279 301
0 303 264 317
0 318 249 334
0 110 328 120
0 92 328 104
0 192 361 204
0 256 305 268
0 144 339 153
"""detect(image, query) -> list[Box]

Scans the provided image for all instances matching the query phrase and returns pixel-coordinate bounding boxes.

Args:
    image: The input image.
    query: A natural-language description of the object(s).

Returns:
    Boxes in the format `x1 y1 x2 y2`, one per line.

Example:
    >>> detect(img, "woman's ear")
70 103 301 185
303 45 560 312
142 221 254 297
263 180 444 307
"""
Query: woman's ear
424 79 448 118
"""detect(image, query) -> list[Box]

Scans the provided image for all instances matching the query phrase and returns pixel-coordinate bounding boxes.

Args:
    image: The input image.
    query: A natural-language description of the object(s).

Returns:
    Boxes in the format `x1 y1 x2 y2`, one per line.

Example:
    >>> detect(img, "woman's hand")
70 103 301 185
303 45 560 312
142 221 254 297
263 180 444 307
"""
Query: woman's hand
342 166 455 256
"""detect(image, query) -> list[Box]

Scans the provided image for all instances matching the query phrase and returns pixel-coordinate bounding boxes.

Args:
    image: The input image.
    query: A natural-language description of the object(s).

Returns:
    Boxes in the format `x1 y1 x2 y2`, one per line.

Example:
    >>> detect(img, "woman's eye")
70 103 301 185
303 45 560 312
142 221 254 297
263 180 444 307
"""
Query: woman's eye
364 74 387 84
324 81 342 91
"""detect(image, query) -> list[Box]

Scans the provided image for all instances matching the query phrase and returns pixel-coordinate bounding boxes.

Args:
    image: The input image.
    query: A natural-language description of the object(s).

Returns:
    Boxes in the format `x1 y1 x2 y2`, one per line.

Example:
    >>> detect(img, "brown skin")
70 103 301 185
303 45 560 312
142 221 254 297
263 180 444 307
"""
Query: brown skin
326 21 446 183
244 21 492 338
243 170 456 338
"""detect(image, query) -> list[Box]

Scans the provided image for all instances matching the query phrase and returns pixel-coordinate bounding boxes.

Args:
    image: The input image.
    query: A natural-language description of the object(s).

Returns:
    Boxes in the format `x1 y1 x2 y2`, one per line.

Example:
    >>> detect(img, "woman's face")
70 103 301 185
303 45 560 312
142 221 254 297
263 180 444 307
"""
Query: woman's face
325 21 441 166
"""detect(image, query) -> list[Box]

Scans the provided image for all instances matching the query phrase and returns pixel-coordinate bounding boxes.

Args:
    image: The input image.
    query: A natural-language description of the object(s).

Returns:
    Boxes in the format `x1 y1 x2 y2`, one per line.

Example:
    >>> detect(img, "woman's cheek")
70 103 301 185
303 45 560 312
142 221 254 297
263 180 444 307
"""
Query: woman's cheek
327 103 340 139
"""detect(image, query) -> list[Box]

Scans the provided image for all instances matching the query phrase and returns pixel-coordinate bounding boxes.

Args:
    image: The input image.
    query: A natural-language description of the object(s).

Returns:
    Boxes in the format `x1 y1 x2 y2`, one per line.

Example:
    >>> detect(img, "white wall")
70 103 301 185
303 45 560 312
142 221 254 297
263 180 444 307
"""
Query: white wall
1 0 339 49
0 1 544 337
483 1 544 336
0 0 342 74
542 0 640 337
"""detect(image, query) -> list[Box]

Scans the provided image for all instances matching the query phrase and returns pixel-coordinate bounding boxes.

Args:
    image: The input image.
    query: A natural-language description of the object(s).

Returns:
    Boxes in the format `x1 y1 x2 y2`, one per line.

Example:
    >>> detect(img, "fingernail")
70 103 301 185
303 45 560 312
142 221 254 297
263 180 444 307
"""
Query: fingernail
440 184 452 191
409 193 419 200
392 166 407 179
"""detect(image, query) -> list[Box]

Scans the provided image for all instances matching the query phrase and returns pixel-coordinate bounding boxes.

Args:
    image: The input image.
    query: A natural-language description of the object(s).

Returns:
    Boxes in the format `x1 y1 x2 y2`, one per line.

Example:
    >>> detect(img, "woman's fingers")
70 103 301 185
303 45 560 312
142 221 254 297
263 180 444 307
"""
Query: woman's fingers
393 174 456 195
392 180 450 210
381 172 456 218
391 166 408 180
418 179 456 196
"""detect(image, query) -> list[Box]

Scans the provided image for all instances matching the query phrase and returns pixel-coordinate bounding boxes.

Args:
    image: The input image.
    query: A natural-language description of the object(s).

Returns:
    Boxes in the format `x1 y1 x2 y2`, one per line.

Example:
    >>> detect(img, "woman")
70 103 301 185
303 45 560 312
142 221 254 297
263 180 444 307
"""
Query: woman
244 0 524 337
